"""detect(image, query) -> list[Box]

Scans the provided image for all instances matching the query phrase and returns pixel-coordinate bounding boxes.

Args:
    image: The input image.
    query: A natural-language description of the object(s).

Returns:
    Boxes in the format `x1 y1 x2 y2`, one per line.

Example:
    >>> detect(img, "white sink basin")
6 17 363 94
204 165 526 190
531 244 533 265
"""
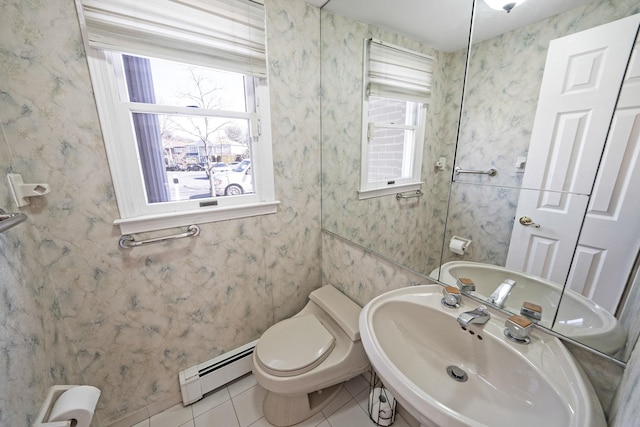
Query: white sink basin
359 285 606 427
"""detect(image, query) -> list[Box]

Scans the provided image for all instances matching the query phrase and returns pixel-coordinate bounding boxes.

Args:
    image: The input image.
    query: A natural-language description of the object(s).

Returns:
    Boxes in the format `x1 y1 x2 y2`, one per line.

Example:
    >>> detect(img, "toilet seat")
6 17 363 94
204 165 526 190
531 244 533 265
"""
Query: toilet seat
256 314 336 377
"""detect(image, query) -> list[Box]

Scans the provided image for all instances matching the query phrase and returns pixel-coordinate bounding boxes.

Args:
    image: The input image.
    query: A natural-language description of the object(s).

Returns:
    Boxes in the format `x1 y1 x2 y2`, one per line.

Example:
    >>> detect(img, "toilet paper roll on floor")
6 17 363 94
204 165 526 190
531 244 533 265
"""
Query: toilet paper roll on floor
48 386 101 427
369 387 396 426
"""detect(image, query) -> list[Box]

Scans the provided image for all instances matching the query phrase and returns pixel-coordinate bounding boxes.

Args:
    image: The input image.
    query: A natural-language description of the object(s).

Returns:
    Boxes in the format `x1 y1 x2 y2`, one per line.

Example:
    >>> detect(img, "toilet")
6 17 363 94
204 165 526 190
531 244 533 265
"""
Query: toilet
252 285 370 426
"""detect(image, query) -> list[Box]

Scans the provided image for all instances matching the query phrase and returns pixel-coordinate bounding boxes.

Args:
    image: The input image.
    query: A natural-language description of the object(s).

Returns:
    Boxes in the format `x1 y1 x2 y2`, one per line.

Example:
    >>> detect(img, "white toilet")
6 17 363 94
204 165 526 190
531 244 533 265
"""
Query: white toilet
252 285 370 426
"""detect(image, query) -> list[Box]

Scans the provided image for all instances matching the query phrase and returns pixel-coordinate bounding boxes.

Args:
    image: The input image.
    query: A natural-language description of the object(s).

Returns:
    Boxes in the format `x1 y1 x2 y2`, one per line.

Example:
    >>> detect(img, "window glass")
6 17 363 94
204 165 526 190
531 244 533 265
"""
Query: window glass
110 52 257 203
116 56 249 112
365 96 423 186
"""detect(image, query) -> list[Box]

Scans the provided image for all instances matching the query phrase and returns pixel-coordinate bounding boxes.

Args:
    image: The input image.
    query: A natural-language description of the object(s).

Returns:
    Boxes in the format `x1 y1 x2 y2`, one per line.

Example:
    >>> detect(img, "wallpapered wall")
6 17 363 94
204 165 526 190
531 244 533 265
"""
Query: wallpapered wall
2 0 640 426
0 0 321 425
320 9 465 277
444 0 640 267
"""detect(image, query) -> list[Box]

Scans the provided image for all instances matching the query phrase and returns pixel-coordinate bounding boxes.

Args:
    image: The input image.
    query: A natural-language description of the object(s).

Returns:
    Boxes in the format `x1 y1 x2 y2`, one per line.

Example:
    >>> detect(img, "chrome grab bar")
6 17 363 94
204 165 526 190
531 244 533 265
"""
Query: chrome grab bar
119 224 200 249
0 208 27 233
396 189 423 200
454 166 497 176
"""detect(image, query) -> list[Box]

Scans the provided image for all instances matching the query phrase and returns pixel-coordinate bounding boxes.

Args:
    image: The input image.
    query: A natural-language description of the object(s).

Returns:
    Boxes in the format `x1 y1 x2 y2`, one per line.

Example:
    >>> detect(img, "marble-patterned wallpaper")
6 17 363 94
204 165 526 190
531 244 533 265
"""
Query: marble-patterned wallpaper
0 0 321 425
446 0 640 266
456 0 640 189
320 9 467 277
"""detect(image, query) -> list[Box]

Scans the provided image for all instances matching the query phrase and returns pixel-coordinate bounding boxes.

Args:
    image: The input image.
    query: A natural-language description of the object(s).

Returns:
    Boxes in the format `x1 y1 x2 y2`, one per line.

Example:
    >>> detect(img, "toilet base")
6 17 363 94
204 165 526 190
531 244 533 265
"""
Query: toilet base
263 382 344 427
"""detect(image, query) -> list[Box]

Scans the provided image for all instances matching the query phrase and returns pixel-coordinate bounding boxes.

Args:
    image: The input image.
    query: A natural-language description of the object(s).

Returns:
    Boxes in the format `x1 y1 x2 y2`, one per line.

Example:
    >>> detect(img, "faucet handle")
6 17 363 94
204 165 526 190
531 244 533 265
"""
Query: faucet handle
520 301 542 323
504 315 533 344
441 286 461 308
456 277 475 292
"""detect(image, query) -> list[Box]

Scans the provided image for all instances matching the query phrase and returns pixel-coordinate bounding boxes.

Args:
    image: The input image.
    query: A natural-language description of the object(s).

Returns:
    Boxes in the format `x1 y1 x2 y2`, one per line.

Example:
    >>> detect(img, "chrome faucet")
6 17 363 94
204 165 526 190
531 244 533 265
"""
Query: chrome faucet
488 279 516 308
457 305 490 327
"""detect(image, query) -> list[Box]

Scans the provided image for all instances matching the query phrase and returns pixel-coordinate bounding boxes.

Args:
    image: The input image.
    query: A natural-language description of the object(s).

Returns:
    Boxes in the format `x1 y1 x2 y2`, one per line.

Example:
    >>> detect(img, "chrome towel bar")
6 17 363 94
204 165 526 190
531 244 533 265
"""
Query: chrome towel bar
454 166 497 176
396 189 423 200
0 208 27 233
119 224 200 249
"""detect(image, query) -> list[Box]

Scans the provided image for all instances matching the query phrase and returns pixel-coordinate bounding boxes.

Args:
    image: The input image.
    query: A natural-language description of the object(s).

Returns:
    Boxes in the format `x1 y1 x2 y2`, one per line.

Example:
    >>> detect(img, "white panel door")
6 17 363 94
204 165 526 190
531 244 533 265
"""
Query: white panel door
566 38 640 313
507 190 589 284
506 15 640 284
521 14 640 194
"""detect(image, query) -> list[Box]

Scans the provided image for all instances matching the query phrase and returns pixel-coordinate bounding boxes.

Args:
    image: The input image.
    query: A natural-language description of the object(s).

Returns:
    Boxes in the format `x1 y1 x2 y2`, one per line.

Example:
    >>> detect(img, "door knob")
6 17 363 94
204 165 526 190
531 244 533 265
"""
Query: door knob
519 216 541 228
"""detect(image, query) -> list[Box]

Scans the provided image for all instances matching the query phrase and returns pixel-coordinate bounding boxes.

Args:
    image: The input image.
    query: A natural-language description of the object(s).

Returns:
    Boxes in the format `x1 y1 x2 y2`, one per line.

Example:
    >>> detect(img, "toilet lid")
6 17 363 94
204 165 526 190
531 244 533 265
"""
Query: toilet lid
256 314 335 377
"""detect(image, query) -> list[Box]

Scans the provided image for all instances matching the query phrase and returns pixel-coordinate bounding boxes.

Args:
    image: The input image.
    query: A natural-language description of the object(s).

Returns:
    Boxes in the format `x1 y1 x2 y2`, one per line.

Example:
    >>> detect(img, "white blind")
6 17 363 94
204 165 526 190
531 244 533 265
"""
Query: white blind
366 39 433 103
79 0 267 77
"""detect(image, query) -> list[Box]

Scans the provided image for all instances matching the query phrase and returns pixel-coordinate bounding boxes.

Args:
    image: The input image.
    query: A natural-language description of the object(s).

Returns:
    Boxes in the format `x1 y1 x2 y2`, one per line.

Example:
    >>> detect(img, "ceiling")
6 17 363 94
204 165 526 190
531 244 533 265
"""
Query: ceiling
314 0 597 52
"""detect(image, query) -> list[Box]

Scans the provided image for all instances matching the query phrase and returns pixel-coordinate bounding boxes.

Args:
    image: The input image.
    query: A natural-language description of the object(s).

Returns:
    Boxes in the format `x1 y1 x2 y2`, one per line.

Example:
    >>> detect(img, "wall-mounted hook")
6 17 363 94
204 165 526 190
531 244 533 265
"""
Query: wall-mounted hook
7 173 51 207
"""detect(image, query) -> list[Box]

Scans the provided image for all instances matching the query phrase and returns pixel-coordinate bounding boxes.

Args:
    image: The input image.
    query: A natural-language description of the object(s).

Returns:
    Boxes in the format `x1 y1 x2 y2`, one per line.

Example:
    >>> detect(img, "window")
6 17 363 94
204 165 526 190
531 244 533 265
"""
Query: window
359 39 432 199
78 0 277 234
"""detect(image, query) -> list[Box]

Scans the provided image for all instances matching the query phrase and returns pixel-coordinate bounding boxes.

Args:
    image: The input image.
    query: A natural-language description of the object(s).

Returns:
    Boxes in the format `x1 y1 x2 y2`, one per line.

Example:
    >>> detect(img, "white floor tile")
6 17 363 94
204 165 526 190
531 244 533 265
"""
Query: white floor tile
150 404 193 427
391 414 412 427
291 411 326 427
247 409 326 427
139 375 386 427
231 384 267 427
194 400 240 427
228 373 258 397
344 374 369 398
320 387 352 418
247 417 275 427
326 399 375 427
355 387 370 413
191 387 231 418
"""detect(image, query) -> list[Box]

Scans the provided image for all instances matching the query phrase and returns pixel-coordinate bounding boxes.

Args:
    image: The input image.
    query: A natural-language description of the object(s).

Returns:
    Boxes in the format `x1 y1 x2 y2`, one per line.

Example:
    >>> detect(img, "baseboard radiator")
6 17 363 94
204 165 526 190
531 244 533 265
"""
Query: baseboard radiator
179 339 258 405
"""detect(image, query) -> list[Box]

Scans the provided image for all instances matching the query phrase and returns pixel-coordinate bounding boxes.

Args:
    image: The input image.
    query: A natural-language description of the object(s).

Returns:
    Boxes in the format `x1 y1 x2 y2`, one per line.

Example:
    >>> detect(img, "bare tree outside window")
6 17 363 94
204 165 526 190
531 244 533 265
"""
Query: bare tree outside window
121 54 254 202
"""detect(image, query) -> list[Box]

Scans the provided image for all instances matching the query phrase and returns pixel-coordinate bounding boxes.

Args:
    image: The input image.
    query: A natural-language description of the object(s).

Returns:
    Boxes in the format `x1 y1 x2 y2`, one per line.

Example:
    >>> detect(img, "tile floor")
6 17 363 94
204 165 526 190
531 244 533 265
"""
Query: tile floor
132 373 411 427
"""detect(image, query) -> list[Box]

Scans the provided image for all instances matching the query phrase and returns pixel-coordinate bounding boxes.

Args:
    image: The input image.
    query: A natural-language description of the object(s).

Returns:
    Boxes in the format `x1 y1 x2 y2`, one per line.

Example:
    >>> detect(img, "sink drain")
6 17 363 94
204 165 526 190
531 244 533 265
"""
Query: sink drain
446 365 468 382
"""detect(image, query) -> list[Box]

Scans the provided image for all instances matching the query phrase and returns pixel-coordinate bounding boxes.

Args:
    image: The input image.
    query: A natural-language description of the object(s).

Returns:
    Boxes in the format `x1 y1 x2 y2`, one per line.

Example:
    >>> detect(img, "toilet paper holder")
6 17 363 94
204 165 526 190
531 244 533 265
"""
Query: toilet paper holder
33 385 100 427
368 370 397 426
34 385 76 427
450 236 472 255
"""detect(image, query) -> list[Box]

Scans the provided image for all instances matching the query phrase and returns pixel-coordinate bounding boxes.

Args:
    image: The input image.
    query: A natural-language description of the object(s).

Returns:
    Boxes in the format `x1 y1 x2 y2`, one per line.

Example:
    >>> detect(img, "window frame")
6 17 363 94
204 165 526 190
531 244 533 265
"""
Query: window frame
79 0 279 234
358 38 431 200
358 96 427 200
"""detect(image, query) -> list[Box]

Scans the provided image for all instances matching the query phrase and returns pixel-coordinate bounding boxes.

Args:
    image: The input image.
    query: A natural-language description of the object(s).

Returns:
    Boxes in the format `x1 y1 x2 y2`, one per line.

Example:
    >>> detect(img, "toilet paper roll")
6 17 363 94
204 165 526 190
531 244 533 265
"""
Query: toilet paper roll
48 386 101 427
449 238 467 255
369 387 396 426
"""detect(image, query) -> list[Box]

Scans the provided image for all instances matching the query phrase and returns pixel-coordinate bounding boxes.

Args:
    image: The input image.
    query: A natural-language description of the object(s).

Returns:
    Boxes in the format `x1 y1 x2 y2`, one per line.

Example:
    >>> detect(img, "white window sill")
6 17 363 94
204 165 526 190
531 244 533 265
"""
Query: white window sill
357 182 423 200
114 201 280 234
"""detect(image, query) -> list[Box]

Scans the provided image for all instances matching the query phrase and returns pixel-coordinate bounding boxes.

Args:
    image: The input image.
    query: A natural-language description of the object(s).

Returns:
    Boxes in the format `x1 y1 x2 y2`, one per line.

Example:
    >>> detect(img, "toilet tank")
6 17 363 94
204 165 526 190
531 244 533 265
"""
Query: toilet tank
309 285 361 341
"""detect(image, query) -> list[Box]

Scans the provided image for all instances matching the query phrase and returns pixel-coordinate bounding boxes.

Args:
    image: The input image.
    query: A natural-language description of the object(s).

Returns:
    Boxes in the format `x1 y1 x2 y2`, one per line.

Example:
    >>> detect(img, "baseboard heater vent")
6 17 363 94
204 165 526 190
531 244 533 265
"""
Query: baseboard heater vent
179 339 258 405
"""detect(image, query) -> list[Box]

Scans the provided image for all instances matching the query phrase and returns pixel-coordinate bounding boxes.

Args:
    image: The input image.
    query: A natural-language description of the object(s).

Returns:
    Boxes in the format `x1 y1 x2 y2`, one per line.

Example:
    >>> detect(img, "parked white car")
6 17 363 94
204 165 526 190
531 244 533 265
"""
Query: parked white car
205 162 230 178
213 161 253 196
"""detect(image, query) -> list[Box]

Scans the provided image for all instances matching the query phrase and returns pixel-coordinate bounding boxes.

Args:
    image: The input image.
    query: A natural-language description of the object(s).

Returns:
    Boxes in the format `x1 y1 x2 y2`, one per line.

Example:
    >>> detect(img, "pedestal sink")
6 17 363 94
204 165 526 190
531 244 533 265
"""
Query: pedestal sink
359 285 606 427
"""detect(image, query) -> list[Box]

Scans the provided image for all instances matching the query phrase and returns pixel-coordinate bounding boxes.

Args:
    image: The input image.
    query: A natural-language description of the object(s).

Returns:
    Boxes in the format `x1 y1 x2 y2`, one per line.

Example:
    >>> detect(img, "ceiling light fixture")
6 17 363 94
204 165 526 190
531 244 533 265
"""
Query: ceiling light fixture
483 0 527 13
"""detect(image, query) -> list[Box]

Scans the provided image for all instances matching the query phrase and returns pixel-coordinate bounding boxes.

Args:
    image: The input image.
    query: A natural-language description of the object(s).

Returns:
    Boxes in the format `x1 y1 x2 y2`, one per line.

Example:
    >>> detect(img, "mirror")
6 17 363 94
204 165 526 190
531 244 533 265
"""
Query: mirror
320 0 640 363
321 0 472 275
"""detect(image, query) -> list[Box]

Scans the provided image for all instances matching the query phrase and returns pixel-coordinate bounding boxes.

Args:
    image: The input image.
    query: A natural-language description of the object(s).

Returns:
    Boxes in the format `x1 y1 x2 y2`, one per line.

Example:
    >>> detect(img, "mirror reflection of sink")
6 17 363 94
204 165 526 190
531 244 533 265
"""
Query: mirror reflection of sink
359 285 606 427
433 261 626 356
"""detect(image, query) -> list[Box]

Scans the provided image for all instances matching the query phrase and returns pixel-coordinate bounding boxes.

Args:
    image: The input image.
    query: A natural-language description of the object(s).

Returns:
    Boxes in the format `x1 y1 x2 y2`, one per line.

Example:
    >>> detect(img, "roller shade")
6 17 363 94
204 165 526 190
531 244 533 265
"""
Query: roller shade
366 38 433 103
78 0 267 77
